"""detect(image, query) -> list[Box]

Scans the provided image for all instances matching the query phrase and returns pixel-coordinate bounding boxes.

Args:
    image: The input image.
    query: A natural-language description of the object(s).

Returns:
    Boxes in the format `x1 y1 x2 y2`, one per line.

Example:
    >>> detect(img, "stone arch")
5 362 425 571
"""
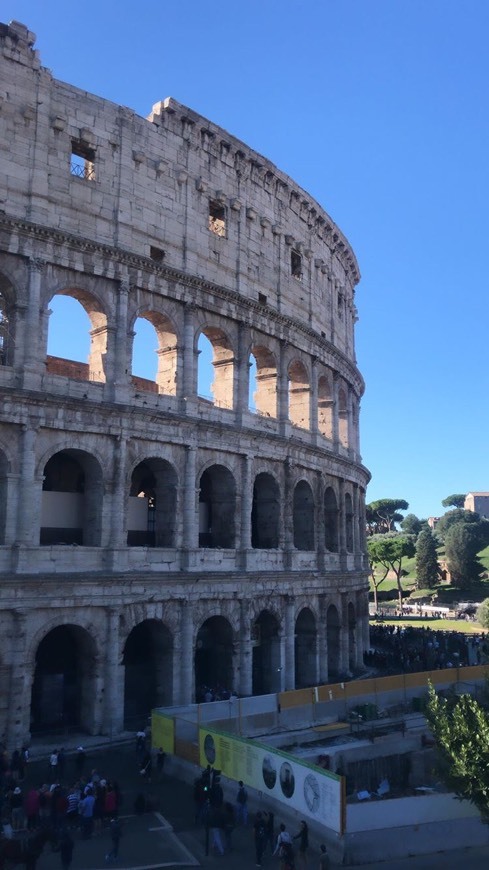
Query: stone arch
127 457 177 547
251 472 280 549
295 607 317 688
348 601 357 672
123 619 173 729
338 384 348 449
288 358 310 429
46 286 109 383
198 464 236 548
195 615 234 698
40 448 104 545
345 491 354 552
197 324 235 409
318 372 333 439
327 604 341 679
252 610 281 695
131 308 178 395
324 486 339 552
293 479 315 550
30 624 99 734
249 345 277 418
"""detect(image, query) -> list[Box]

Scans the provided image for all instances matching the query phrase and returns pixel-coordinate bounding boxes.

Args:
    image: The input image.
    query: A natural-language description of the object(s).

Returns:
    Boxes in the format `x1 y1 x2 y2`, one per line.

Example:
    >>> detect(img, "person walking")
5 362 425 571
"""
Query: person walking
264 809 275 854
293 820 309 869
318 843 330 868
253 810 267 868
59 829 74 870
235 779 248 826
274 823 294 870
105 817 122 864
79 788 95 839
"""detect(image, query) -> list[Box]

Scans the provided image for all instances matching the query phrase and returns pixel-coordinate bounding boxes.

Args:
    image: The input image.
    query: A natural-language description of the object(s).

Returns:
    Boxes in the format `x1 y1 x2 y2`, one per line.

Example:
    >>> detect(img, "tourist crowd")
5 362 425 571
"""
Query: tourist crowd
365 624 488 674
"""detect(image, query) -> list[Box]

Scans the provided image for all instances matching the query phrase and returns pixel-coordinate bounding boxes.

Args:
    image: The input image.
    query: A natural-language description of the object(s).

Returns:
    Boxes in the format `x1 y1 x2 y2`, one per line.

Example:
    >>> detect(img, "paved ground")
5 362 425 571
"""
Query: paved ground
14 740 489 869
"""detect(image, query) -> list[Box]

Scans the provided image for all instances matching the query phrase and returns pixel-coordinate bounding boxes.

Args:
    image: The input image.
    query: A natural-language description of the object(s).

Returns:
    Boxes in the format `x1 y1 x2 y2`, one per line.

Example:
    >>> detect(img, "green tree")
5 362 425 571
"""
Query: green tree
442 494 466 509
366 499 409 536
367 533 415 610
415 527 440 589
400 513 423 537
367 550 390 613
426 683 489 821
436 509 480 542
445 521 487 588
477 599 489 630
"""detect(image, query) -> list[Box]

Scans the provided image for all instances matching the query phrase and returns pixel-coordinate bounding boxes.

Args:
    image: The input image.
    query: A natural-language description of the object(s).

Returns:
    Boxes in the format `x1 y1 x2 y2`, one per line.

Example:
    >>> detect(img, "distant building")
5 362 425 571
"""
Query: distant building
464 493 489 520
427 517 440 529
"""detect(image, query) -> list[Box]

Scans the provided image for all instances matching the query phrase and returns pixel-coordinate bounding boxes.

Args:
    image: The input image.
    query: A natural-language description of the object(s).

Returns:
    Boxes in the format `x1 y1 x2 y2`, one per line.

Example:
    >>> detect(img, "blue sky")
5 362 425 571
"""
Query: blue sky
7 1 489 520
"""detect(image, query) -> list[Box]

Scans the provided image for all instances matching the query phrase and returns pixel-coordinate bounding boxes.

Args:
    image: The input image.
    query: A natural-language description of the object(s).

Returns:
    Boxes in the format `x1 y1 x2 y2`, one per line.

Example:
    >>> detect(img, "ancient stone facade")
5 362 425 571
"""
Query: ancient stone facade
0 21 370 746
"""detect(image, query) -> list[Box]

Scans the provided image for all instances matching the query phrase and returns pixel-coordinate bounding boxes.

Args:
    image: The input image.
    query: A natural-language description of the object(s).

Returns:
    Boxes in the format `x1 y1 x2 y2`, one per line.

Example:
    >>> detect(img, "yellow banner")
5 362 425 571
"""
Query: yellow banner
151 711 175 754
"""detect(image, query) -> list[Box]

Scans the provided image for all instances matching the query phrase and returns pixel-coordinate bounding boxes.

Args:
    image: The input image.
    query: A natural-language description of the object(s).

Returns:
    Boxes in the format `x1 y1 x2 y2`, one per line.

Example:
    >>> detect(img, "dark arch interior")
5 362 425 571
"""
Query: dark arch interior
128 459 176 547
327 605 341 679
31 625 95 734
123 620 173 729
199 465 235 548
293 481 315 550
195 616 234 700
40 450 102 546
251 473 279 548
295 607 317 688
252 611 281 695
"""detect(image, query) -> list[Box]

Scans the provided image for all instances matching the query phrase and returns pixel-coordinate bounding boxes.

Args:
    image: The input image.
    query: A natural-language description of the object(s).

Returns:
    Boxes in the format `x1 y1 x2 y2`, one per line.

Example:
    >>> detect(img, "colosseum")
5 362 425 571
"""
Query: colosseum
0 21 370 747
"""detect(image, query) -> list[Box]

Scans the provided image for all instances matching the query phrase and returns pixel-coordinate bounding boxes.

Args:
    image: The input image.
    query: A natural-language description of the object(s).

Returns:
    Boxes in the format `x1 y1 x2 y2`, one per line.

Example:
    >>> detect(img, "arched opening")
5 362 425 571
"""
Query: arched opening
198 465 236 548
318 374 333 439
131 312 177 395
252 611 281 695
123 620 173 729
197 327 234 409
249 346 277 418
0 449 8 544
46 290 107 383
348 602 357 673
251 472 280 548
31 625 97 734
324 487 339 553
195 616 234 699
295 608 317 688
345 492 354 552
293 480 315 550
40 449 103 545
0 278 14 366
288 359 310 429
327 605 341 680
127 459 177 547
338 385 348 449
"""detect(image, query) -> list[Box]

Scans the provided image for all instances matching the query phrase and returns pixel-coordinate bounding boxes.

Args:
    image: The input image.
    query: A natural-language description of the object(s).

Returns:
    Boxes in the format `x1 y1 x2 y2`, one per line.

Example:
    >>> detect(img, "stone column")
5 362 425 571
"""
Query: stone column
235 322 249 423
239 600 253 696
352 484 360 568
179 601 194 704
111 281 130 400
316 470 325 572
318 599 329 684
338 478 347 570
310 357 319 436
239 454 253 565
6 611 29 748
182 447 197 561
339 594 350 676
110 434 127 553
284 597 295 691
103 608 124 735
16 424 41 545
332 373 340 450
283 459 294 568
23 258 44 372
180 304 196 407
277 340 289 431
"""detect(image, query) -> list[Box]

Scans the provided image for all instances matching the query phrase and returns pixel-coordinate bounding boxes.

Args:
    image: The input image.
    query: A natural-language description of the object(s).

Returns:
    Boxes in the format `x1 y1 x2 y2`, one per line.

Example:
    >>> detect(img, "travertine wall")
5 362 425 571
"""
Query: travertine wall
0 21 370 747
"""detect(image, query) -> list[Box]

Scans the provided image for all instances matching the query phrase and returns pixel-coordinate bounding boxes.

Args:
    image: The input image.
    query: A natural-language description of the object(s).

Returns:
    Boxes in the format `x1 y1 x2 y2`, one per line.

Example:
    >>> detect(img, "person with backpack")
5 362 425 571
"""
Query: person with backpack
235 779 248 825
253 810 267 867
274 823 294 870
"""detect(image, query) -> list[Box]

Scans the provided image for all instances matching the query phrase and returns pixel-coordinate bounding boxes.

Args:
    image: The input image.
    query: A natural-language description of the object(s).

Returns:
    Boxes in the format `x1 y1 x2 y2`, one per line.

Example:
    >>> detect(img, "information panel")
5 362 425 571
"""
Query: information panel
151 711 175 755
198 726 343 833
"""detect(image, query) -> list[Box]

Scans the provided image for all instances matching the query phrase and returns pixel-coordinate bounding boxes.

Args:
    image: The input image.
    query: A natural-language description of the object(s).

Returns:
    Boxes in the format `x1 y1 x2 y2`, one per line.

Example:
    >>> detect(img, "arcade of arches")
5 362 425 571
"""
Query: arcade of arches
13 593 367 743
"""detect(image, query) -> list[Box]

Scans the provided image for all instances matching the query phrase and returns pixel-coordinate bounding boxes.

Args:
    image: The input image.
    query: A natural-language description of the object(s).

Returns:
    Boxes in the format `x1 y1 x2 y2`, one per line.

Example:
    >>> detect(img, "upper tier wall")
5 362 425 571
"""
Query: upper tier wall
0 20 360 362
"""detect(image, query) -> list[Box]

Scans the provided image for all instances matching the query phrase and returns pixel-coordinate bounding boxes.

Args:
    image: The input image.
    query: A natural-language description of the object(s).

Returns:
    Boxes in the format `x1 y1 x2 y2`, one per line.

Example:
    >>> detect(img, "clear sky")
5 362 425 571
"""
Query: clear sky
6 0 489 520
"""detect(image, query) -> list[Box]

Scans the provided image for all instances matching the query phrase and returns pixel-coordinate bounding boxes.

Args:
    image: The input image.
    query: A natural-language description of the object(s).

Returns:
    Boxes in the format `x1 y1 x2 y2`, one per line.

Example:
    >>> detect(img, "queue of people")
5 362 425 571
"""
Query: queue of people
365 624 487 674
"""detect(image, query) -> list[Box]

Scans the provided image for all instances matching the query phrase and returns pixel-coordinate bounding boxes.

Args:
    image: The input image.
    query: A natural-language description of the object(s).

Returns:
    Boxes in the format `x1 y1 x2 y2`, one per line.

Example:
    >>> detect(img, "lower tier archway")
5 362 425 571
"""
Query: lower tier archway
31 624 97 734
195 616 234 699
123 620 173 729
252 611 281 695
